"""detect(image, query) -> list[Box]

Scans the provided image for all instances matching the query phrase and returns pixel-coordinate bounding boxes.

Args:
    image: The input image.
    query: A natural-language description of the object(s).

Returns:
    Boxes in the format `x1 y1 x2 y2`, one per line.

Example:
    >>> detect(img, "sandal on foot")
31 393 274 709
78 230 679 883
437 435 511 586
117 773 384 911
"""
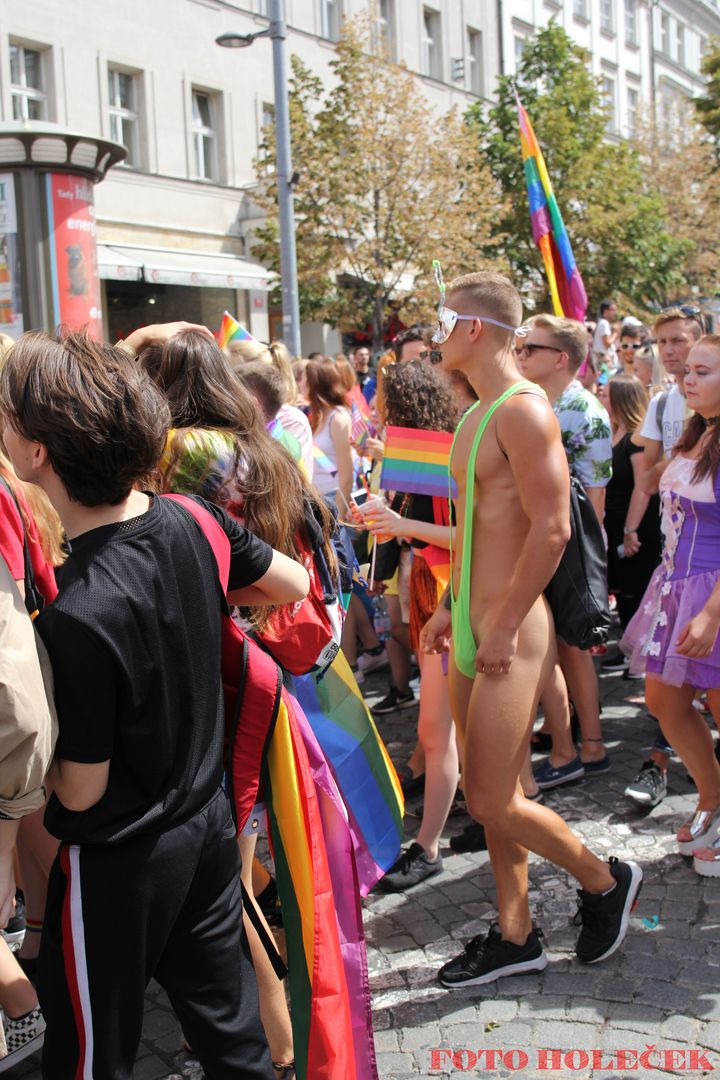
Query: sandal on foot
677 806 720 856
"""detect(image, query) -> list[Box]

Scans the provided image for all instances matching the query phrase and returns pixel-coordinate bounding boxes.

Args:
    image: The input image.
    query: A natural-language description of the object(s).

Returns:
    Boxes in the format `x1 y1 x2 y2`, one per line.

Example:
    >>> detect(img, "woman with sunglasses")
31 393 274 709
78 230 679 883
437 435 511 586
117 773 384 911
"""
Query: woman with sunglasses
622 334 720 875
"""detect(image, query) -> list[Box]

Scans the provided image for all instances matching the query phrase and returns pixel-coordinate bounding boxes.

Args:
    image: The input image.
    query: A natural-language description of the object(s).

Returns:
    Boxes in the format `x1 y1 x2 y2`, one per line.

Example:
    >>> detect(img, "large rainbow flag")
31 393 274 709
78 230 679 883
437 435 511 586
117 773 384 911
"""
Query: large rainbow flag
380 426 457 499
267 653 404 1080
517 95 587 322
217 310 255 349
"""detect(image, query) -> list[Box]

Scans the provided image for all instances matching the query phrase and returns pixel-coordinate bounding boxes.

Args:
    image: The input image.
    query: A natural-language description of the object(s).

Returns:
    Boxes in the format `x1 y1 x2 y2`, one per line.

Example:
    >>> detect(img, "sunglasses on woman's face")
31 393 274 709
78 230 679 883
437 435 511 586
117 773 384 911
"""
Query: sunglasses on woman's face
619 341 647 351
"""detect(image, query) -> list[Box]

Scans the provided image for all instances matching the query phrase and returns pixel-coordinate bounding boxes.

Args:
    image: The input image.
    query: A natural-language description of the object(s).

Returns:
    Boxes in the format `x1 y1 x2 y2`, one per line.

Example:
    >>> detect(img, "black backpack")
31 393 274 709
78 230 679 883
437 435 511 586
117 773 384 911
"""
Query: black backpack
544 474 611 650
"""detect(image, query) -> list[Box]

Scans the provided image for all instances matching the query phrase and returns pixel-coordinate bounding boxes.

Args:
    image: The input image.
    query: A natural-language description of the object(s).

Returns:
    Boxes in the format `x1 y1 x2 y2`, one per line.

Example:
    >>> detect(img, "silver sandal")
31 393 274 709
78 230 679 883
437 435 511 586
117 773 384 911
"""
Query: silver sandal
677 805 720 855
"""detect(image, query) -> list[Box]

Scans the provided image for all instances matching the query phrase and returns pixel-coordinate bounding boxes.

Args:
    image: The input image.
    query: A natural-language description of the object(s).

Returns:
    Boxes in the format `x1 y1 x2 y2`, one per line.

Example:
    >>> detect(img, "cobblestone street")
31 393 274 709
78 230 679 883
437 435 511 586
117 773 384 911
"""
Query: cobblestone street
13 654 720 1079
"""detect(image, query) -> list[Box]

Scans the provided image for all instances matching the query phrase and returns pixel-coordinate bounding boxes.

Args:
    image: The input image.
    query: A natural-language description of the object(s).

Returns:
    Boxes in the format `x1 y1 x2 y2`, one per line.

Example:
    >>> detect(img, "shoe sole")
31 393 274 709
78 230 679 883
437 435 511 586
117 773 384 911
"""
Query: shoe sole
372 699 416 715
536 768 586 790
601 663 628 672
580 862 643 965
693 854 720 877
0 1030 45 1073
624 790 664 808
440 952 548 988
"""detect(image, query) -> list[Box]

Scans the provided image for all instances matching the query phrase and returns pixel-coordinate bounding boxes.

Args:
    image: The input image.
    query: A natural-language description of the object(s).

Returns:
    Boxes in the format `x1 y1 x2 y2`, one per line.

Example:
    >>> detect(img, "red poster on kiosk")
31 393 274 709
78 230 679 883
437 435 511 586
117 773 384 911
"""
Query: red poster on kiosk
46 173 103 338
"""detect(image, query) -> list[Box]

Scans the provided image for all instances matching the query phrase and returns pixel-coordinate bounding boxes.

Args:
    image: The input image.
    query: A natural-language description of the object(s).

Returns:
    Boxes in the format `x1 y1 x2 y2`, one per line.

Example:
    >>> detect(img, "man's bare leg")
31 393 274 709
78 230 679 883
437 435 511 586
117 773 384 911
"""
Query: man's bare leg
459 603 614 944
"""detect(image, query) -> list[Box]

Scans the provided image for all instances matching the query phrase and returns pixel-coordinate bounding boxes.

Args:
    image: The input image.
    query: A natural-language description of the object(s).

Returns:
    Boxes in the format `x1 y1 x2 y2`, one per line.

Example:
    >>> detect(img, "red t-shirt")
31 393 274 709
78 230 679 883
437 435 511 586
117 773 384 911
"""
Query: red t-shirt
0 484 58 604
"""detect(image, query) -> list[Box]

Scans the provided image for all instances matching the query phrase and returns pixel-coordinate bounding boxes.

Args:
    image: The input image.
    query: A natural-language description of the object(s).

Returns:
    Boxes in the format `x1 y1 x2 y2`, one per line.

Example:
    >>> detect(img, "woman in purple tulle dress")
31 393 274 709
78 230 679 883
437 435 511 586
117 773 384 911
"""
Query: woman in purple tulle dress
621 334 720 877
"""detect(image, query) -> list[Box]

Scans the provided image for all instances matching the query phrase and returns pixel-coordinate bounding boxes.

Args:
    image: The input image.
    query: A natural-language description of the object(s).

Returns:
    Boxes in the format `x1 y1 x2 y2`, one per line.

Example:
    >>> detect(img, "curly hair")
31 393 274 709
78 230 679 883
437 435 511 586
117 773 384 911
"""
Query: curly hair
382 360 458 433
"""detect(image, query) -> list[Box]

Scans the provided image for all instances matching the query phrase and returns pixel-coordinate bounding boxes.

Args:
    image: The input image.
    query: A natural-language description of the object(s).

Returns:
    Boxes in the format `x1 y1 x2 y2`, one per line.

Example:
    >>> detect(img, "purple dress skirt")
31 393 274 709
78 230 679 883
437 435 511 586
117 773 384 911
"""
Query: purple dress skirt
621 456 720 689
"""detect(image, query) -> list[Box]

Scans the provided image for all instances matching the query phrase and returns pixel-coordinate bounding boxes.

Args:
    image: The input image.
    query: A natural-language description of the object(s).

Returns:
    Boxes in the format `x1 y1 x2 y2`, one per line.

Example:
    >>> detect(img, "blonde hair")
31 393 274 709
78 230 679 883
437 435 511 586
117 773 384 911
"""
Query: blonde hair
448 271 523 337
529 314 588 373
652 307 704 340
226 338 297 404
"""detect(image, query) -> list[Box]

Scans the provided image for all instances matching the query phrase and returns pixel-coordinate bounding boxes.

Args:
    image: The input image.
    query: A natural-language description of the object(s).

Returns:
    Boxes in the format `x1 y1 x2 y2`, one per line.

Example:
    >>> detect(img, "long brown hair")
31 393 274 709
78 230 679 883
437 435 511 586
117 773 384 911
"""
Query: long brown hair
143 332 337 616
674 333 720 483
607 375 648 436
305 360 347 432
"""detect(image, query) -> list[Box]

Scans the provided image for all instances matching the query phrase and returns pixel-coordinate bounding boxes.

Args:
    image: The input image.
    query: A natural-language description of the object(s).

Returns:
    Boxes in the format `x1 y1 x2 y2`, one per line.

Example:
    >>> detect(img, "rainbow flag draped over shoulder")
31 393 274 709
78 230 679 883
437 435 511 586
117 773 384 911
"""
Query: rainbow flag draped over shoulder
217 310 255 348
381 426 457 499
517 95 587 322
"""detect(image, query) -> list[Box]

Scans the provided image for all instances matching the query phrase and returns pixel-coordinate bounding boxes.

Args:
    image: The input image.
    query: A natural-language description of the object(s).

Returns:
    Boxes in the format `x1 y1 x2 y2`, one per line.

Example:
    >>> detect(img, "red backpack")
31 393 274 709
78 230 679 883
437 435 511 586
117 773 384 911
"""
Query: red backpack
164 495 281 832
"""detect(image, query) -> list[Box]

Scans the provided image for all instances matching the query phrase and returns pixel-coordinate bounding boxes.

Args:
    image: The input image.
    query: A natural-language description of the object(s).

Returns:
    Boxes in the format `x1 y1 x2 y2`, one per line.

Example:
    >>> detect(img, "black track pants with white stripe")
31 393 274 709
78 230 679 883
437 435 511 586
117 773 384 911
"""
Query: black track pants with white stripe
37 791 273 1079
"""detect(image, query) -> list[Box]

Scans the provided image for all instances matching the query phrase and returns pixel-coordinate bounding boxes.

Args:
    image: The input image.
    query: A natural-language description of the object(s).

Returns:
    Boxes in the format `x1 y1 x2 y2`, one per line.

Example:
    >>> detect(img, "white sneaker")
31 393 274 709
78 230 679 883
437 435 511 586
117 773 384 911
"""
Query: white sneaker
357 648 388 675
0 1006 45 1073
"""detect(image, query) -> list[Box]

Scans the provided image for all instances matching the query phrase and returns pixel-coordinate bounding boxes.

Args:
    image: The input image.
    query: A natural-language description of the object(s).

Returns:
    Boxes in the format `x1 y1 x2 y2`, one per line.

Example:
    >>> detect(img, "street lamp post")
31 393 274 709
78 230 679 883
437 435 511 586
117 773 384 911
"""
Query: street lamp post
217 0 302 357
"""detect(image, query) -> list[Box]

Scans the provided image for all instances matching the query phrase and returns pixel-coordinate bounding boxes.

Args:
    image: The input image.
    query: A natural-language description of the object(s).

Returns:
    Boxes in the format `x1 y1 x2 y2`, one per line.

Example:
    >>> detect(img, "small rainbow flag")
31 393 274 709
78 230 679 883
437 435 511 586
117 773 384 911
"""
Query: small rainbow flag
380 426 457 499
217 310 255 349
517 94 587 322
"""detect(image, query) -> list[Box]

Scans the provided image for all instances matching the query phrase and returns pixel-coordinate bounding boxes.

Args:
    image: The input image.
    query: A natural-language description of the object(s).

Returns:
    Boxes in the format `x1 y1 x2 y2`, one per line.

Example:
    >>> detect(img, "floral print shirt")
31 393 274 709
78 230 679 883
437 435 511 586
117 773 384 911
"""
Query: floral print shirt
553 380 612 488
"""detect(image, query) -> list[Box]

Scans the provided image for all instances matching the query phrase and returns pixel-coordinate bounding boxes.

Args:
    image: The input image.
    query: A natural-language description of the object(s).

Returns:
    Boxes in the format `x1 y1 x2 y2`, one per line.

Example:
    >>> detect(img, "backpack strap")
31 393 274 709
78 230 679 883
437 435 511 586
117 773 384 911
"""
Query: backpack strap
164 494 231 591
0 476 44 619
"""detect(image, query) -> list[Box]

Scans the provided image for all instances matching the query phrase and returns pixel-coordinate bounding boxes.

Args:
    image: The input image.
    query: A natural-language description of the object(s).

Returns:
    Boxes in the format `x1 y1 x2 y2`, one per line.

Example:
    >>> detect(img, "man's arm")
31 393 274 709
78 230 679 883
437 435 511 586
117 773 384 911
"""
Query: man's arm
639 438 664 495
480 397 570 671
227 549 309 607
586 486 606 522
49 760 110 812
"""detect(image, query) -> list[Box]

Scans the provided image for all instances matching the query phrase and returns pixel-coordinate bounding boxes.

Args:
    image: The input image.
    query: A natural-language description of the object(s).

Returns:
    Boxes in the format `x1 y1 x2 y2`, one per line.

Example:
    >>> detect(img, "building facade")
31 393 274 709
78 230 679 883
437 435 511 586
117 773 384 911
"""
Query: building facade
0 0 717 348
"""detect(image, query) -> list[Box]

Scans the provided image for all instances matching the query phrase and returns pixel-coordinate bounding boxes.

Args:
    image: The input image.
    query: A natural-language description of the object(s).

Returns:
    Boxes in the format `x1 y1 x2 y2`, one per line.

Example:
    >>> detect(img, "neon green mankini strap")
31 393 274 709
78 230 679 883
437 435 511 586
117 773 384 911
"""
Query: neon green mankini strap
449 381 546 679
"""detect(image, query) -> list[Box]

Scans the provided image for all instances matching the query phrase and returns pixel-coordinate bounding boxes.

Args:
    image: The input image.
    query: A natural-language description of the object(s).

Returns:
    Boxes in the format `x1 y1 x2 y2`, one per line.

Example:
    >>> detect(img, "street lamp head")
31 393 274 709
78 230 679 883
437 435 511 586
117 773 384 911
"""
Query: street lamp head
216 30 266 48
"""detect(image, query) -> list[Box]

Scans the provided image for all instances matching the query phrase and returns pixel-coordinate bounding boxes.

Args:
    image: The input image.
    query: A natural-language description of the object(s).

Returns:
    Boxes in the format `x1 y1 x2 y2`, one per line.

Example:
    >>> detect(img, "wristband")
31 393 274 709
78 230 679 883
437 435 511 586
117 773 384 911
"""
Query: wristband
115 339 138 360
623 527 638 535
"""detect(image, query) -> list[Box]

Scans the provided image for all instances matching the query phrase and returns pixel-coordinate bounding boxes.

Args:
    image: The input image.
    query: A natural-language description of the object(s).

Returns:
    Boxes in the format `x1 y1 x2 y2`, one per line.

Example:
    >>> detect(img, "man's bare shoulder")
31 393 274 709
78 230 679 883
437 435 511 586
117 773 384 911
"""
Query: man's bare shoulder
496 389 560 449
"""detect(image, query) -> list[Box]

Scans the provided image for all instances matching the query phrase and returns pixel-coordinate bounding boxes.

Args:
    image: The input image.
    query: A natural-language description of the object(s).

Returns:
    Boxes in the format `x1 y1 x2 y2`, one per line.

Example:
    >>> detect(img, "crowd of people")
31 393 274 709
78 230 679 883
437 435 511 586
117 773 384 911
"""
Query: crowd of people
0 277 718 1077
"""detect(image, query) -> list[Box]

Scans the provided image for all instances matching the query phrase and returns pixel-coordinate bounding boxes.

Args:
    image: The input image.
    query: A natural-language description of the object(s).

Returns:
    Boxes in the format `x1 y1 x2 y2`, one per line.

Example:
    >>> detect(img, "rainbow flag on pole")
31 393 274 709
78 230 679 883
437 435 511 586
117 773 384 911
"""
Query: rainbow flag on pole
517 94 587 322
217 310 255 348
380 426 457 498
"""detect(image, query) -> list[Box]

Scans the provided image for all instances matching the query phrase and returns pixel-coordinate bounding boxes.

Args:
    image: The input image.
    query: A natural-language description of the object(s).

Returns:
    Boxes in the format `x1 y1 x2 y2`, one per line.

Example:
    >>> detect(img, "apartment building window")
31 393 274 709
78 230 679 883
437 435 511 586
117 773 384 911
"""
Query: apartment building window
626 85 639 136
192 90 217 181
624 0 637 45
573 0 589 19
600 0 614 35
256 0 269 13
9 43 47 121
422 8 442 81
320 0 342 42
107 68 139 167
514 35 528 69
375 0 396 61
466 28 483 97
676 23 685 67
660 12 670 56
602 75 618 133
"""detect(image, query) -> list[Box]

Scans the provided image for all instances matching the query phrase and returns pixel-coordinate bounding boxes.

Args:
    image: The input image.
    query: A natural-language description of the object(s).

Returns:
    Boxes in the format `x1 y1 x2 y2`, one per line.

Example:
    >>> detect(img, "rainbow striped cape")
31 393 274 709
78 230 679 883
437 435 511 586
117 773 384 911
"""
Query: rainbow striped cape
517 95 587 322
267 655 403 1080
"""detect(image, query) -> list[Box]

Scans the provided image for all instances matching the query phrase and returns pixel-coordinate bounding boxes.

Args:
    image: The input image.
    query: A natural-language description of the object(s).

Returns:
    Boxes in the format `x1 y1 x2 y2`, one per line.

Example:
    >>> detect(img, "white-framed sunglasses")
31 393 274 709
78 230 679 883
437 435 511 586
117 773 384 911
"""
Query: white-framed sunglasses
431 306 526 346
430 260 526 346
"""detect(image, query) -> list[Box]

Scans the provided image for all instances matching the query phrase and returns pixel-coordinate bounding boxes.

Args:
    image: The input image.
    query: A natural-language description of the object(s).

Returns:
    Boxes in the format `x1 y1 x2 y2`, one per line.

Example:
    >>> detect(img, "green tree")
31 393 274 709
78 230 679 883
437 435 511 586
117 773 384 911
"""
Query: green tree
467 22 686 317
695 37 720 159
252 16 504 351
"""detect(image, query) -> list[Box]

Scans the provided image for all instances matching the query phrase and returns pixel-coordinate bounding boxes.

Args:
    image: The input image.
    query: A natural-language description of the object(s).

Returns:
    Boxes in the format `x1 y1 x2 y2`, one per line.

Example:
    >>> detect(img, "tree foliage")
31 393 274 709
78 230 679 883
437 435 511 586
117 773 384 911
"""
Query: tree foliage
467 22 687 317
695 36 720 158
252 15 504 350
630 102 720 302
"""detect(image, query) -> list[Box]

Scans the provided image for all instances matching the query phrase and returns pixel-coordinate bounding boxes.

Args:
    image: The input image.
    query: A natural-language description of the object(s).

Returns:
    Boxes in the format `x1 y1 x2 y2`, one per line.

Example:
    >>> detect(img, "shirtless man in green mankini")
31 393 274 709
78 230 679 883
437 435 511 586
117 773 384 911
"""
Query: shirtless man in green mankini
420 270 642 987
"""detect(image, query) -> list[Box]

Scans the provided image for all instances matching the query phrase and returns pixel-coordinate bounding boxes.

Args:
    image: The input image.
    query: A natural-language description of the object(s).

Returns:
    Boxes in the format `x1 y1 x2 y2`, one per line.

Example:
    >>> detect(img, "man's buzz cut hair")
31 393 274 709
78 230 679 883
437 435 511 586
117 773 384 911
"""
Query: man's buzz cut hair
447 272 523 337
529 313 588 373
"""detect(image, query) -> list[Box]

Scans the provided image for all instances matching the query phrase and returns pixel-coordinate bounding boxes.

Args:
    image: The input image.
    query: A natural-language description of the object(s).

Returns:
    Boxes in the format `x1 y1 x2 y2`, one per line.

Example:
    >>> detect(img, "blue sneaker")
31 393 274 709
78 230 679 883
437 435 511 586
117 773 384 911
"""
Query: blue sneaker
534 755 585 790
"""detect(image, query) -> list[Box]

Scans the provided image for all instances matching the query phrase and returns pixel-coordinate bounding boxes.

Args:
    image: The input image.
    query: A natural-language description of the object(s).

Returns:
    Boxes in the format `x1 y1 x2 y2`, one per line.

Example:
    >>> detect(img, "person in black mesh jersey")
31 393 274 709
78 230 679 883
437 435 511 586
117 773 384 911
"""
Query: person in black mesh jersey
0 322 309 1079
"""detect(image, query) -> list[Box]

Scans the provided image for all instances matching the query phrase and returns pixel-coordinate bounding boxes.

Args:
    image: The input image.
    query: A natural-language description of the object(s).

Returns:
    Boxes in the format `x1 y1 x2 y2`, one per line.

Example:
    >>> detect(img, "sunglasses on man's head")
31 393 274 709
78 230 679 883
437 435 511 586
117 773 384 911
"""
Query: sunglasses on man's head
660 305 706 331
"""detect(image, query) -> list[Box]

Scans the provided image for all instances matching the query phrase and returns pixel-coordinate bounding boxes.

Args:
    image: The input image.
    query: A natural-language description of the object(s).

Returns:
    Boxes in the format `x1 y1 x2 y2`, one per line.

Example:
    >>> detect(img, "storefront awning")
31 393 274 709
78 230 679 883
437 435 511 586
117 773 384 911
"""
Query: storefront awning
97 243 271 291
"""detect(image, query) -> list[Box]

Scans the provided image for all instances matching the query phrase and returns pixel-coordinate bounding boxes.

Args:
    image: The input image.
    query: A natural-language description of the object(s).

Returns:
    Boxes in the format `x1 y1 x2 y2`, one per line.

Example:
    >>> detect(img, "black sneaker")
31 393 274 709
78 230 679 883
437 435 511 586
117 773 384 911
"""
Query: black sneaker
574 857 643 964
439 923 547 988
372 688 416 715
376 842 442 892
449 822 487 853
601 648 628 672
